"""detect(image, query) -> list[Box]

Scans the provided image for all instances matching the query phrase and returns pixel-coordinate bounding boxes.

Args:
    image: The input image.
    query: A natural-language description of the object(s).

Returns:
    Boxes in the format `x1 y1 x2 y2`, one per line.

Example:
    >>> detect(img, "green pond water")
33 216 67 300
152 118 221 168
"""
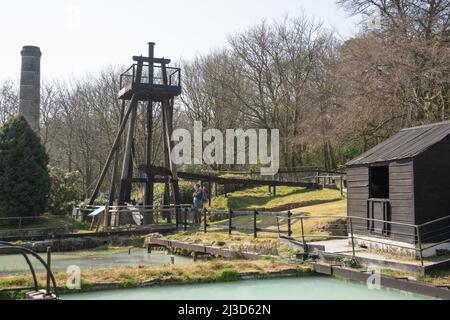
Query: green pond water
62 277 433 300
0 249 192 275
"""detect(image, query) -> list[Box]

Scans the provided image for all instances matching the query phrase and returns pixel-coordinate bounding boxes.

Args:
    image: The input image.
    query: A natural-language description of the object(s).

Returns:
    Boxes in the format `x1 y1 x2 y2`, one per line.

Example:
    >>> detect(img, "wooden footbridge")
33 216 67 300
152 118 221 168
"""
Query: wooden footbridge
146 237 260 260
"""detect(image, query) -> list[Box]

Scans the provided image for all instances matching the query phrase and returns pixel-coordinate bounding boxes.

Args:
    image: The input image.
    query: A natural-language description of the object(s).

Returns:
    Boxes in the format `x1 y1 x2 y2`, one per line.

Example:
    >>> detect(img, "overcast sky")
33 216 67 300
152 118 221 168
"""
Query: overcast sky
0 0 360 82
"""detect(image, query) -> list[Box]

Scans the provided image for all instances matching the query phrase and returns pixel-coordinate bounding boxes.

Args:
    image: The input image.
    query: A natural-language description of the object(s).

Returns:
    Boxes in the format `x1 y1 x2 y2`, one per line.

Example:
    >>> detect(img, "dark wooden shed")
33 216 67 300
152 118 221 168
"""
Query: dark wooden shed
346 121 450 251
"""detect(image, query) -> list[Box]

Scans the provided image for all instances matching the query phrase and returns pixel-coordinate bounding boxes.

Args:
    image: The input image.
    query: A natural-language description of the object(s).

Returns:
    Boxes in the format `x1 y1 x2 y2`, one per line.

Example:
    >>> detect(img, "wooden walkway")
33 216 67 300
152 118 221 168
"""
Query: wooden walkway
138 165 320 188
146 237 260 260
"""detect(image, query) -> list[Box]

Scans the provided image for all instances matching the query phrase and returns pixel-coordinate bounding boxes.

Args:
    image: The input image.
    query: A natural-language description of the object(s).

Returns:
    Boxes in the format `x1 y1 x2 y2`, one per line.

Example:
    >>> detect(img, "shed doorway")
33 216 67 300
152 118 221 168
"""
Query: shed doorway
369 166 389 199
368 166 390 235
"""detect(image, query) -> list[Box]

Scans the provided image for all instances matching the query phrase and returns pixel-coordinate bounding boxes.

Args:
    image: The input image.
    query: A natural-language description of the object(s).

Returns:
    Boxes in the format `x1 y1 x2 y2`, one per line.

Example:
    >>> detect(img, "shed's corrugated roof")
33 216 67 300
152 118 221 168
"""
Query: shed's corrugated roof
346 120 450 166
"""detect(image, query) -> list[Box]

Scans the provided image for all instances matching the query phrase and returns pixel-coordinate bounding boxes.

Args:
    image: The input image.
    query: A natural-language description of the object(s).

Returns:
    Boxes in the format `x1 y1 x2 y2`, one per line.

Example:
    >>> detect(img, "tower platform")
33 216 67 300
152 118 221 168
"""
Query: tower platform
118 62 181 101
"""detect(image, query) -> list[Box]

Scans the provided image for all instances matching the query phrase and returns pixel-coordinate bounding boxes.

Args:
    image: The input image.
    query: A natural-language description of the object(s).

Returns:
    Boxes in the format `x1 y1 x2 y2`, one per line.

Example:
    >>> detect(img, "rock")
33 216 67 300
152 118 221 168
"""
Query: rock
142 278 159 286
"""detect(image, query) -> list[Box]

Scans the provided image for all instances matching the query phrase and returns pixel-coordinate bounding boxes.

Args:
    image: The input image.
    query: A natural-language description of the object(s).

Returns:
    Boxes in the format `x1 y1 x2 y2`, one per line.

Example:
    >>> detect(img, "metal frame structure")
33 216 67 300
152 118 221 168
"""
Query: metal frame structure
0 241 59 299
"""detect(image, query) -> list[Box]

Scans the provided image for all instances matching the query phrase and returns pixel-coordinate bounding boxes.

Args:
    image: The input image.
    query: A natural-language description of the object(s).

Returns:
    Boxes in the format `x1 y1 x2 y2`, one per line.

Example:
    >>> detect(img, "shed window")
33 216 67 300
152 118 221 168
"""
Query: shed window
369 166 389 199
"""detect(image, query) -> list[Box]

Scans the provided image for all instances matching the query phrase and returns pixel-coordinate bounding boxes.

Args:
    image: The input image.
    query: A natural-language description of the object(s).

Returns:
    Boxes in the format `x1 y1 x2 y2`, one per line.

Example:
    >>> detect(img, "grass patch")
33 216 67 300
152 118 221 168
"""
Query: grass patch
0 260 312 298
167 199 347 257
209 199 347 238
381 268 450 286
209 186 342 211
0 213 90 232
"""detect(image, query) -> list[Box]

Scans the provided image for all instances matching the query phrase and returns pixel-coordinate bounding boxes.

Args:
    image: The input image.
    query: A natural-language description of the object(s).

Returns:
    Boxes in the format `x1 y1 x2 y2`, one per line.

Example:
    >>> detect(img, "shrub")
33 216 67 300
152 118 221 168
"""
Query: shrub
47 167 83 215
341 256 361 268
150 180 197 206
215 268 240 282
0 115 50 217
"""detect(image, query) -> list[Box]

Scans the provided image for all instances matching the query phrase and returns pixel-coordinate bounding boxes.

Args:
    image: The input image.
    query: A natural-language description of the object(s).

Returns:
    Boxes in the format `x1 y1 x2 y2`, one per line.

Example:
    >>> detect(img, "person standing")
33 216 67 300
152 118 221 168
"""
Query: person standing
193 183 204 225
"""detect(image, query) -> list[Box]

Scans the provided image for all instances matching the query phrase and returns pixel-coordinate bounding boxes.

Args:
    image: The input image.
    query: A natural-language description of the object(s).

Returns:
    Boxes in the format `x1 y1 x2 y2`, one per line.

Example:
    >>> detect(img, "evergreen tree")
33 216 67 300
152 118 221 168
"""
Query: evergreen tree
0 115 50 217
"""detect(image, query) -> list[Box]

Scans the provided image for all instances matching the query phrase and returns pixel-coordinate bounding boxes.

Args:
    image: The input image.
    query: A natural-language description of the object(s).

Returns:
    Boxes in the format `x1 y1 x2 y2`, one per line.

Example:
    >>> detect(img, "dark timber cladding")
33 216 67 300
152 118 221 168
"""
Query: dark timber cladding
346 121 450 245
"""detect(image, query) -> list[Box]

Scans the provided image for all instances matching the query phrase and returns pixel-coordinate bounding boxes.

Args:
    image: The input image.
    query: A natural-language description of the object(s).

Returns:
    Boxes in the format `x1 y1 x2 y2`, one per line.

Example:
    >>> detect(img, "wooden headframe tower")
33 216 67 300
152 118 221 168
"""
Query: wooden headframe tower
88 42 182 224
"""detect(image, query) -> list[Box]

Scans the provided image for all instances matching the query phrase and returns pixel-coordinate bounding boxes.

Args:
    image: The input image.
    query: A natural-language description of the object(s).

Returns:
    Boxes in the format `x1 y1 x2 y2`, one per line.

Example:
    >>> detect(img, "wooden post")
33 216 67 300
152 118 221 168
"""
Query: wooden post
175 206 179 230
273 185 276 196
350 217 356 258
162 96 181 222
228 209 233 235
71 214 75 234
203 208 207 233
340 175 343 197
88 94 139 205
184 207 188 231
143 102 154 224
118 96 138 205
208 179 212 207
18 217 22 234
108 100 125 207
103 206 110 230
119 59 144 204
287 210 292 237
143 58 155 222
253 210 258 238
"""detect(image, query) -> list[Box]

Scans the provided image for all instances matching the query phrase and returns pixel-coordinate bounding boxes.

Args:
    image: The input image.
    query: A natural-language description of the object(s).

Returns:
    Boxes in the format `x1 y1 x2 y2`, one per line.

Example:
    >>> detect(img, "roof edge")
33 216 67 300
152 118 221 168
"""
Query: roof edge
401 120 450 131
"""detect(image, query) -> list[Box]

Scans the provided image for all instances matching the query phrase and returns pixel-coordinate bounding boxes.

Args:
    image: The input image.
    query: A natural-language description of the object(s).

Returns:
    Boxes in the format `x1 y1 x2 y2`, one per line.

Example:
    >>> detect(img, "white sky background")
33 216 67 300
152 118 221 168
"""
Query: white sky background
0 0 360 82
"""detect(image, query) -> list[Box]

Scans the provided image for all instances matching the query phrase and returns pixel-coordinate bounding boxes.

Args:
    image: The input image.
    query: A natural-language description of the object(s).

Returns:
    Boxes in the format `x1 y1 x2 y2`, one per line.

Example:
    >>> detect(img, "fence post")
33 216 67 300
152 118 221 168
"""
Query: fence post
72 213 76 234
300 217 307 253
350 217 356 258
46 246 51 295
18 217 23 236
416 225 424 267
184 207 188 231
103 206 109 231
228 209 233 235
175 206 179 230
203 208 207 233
340 176 343 197
253 210 258 238
287 210 292 237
